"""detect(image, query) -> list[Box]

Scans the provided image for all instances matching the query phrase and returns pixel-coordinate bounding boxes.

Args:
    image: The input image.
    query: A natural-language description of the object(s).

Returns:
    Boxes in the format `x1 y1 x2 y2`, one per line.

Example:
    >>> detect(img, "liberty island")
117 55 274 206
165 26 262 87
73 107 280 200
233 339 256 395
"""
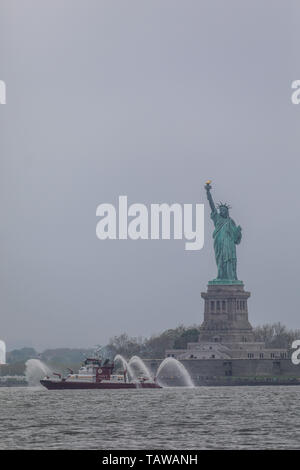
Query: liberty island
146 181 300 385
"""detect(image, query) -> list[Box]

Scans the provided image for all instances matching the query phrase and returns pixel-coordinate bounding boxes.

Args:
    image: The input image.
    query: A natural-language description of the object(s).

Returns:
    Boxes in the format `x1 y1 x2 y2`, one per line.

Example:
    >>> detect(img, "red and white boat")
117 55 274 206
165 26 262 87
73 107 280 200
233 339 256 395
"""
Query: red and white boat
40 355 161 390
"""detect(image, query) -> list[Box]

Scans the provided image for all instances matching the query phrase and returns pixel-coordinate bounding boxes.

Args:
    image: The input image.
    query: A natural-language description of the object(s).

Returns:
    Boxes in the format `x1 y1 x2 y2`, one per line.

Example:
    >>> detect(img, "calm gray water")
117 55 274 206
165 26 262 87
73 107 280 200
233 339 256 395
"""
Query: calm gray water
0 385 300 449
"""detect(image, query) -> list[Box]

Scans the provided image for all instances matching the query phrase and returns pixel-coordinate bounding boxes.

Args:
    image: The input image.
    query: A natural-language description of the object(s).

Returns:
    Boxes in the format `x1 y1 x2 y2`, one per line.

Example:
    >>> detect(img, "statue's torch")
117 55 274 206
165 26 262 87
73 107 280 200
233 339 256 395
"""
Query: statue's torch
205 180 212 191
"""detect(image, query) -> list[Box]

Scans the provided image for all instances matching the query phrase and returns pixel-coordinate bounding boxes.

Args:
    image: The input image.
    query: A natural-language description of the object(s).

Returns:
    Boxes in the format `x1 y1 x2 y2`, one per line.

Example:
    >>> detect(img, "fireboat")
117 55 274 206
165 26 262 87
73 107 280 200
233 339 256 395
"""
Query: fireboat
40 355 161 390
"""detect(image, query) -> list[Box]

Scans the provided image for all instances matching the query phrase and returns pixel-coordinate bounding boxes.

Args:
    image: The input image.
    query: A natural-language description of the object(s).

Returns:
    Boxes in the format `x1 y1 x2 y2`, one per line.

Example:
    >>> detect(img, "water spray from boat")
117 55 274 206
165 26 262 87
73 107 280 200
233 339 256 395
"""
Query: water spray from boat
114 355 194 388
114 354 139 383
25 359 53 386
128 355 153 381
156 357 194 387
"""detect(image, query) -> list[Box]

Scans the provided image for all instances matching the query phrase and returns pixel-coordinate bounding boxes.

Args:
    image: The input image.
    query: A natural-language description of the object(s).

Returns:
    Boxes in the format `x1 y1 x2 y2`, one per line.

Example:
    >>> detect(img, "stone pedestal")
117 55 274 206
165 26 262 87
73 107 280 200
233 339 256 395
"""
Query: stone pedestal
198 284 254 343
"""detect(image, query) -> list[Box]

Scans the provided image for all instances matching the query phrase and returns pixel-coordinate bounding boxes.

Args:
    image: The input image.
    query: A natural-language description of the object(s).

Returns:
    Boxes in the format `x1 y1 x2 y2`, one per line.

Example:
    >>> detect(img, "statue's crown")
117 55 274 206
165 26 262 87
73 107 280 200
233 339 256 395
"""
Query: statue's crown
217 202 231 210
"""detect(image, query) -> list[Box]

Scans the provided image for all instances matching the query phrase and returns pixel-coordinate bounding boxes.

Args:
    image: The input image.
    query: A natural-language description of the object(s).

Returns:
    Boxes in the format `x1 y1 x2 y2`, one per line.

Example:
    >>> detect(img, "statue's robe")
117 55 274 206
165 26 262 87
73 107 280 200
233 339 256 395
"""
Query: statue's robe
211 210 242 280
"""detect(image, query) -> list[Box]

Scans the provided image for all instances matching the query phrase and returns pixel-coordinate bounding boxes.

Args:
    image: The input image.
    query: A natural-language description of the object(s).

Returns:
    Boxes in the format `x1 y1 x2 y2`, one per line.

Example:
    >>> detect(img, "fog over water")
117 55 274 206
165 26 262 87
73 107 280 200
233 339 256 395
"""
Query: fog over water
1 1 300 349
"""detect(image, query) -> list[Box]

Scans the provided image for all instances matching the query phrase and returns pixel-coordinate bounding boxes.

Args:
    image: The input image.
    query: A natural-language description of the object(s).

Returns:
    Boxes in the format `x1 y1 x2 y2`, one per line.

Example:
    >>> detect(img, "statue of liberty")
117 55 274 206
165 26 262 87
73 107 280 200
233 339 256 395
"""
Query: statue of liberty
205 181 242 284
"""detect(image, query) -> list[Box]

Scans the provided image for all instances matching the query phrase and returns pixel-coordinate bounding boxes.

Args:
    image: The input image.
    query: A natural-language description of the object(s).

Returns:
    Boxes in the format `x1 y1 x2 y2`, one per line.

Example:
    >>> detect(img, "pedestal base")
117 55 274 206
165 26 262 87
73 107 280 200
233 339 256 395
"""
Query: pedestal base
199 283 254 343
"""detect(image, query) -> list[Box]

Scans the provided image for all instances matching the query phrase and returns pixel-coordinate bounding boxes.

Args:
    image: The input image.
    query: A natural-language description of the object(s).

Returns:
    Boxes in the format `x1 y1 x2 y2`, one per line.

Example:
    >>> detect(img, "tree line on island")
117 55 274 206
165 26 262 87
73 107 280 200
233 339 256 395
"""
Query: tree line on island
1 322 300 376
105 322 300 359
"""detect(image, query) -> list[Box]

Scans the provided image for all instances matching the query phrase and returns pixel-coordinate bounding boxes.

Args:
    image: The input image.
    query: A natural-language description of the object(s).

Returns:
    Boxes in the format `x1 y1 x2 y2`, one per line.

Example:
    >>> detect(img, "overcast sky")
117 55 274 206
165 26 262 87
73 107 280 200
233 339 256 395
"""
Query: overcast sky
0 0 299 350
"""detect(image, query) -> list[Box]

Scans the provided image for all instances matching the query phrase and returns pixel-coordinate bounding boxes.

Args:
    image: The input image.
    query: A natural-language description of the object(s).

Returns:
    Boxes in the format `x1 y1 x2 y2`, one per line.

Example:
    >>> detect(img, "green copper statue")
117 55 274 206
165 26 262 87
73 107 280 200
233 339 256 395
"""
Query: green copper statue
205 181 242 284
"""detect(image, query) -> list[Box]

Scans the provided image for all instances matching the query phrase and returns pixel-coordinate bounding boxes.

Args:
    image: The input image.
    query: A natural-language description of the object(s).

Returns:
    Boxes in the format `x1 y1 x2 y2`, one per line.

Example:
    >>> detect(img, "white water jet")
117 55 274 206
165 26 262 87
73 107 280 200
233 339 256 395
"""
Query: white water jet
156 357 194 387
114 354 138 383
25 359 52 386
0 340 6 364
128 356 153 381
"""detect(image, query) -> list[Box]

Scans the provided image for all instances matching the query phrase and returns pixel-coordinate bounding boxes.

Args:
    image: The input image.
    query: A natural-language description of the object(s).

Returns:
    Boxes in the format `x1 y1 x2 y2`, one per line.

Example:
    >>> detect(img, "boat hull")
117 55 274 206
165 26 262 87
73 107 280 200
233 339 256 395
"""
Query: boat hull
40 379 161 390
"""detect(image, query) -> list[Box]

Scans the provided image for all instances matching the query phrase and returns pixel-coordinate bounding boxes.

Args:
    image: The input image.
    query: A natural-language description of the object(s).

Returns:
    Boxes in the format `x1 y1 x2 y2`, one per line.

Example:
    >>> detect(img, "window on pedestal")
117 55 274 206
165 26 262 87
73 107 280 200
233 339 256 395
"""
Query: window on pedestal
217 301 220 311
222 300 226 312
236 300 246 312
210 301 215 312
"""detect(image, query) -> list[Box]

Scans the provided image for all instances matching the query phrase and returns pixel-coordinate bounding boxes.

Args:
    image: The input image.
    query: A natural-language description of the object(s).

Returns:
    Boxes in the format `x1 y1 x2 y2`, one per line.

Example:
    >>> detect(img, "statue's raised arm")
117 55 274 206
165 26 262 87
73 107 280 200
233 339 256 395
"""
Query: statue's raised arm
204 180 216 213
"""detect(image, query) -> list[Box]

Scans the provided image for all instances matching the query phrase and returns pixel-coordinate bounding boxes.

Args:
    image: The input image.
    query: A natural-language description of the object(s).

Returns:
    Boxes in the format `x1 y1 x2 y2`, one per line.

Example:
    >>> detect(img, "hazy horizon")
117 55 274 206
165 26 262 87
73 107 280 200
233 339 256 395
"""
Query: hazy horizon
1 1 300 350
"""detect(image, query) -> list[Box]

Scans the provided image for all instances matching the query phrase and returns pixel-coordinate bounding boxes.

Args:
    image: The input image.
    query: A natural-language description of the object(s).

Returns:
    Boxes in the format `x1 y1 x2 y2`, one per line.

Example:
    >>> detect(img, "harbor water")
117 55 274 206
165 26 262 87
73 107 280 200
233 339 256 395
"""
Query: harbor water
0 385 300 449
